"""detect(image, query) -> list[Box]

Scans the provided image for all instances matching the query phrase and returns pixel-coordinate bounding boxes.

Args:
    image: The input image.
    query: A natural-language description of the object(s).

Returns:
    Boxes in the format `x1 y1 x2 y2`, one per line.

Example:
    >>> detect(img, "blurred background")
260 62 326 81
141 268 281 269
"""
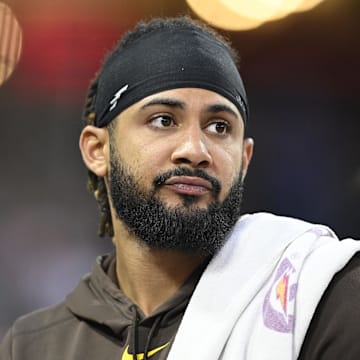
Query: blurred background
0 0 359 339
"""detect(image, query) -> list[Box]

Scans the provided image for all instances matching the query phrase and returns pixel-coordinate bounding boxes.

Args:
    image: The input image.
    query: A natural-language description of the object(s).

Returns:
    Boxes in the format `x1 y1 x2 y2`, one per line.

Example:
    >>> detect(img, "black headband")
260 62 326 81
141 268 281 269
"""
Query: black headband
94 27 248 127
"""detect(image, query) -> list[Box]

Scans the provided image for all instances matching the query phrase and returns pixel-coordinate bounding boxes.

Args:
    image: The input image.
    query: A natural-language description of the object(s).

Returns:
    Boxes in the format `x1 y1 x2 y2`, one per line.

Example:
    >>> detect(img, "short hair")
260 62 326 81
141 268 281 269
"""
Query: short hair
81 16 241 237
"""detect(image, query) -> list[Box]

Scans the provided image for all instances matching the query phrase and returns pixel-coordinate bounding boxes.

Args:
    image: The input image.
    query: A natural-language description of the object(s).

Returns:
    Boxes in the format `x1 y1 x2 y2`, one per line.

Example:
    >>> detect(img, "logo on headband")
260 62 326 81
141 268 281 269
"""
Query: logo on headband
109 84 129 112
236 95 247 119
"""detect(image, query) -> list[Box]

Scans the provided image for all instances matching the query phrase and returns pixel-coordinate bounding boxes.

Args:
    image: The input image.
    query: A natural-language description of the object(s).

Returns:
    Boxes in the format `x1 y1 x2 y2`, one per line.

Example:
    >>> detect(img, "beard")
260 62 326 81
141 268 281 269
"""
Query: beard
109 146 244 256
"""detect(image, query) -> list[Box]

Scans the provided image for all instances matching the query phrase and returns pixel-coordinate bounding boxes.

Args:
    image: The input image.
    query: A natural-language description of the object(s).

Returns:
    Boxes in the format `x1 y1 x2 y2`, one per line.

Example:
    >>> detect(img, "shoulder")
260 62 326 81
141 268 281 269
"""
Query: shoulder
1 302 75 347
299 252 360 359
236 212 326 243
10 302 74 338
0 302 76 359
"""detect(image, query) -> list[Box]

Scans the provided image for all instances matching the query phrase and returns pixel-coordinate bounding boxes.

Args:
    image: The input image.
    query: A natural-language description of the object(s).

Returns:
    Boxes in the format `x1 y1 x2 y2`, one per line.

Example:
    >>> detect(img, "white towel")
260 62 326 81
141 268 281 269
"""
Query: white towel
168 212 360 360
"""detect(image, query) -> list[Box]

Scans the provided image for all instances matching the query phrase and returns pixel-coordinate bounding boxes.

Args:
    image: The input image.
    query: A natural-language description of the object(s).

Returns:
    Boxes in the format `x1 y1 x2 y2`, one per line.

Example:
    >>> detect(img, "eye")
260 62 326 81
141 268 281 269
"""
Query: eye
149 114 175 129
206 121 231 135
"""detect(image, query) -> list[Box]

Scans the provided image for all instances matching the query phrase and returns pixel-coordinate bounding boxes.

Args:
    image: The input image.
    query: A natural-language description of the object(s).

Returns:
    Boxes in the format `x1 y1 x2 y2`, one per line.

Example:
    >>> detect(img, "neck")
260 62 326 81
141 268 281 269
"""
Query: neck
113 224 207 316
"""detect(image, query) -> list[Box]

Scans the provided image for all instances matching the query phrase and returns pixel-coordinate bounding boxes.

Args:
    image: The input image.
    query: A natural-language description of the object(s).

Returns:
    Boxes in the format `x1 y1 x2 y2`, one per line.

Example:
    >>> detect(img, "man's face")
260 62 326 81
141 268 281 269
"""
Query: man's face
108 88 253 254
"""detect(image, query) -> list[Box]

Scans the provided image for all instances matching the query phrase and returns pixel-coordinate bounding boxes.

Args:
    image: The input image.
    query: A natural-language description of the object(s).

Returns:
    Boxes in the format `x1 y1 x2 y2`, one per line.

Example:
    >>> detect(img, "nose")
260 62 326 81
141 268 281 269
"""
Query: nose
170 126 213 168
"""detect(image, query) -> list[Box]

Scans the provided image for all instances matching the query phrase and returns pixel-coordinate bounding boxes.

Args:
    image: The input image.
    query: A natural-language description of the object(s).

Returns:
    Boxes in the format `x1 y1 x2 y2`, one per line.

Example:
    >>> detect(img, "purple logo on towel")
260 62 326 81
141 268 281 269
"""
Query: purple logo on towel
263 258 297 333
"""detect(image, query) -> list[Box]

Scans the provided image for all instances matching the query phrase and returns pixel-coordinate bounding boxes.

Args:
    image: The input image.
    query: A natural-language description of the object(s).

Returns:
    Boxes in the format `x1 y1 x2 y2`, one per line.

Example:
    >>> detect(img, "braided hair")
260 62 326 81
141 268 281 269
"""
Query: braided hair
81 75 115 237
81 16 239 237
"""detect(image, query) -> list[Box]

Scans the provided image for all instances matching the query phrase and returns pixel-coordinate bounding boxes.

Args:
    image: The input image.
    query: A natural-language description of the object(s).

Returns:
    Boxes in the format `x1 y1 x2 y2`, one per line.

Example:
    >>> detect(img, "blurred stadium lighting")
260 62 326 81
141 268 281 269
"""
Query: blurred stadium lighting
187 0 326 30
296 0 325 12
0 2 23 86
187 0 265 30
220 0 304 20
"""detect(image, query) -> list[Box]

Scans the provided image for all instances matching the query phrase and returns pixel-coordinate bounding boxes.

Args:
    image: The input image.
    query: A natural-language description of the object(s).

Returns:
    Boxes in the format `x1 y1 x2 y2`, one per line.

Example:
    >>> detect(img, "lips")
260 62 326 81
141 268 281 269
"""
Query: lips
164 176 213 196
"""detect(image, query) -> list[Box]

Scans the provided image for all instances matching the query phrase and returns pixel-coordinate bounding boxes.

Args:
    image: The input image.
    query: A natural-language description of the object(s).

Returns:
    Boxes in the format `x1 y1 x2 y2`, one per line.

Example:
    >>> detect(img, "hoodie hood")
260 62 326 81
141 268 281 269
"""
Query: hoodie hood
65 253 205 358
66 254 134 337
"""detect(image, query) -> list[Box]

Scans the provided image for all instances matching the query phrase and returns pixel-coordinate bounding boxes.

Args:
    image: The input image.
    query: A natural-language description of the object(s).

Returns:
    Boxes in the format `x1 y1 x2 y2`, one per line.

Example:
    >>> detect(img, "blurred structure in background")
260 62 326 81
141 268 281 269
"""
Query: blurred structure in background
187 0 326 30
0 0 359 340
0 2 22 86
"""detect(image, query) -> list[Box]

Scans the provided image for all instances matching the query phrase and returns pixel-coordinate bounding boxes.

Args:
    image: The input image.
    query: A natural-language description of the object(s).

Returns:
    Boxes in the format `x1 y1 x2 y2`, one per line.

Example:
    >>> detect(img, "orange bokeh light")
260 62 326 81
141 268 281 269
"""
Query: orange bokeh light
220 0 304 21
296 0 325 12
0 2 23 86
187 0 326 31
187 0 265 30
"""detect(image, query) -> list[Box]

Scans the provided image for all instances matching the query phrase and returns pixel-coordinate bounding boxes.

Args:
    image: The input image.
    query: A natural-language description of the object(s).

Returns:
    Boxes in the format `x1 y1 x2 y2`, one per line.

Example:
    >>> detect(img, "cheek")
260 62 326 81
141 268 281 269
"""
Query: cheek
116 137 170 185
136 141 169 170
216 147 242 192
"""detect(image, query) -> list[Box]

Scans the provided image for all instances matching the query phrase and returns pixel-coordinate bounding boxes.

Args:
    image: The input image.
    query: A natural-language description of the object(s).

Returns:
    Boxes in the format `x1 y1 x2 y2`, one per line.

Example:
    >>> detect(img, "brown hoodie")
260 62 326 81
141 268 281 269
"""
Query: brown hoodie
0 254 204 360
2 253 360 359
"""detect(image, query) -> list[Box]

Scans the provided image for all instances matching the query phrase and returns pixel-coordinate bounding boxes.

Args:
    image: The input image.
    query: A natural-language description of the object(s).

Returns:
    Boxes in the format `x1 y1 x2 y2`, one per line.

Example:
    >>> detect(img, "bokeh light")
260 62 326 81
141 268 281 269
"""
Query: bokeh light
187 0 326 30
220 0 304 21
187 0 265 30
0 2 23 86
296 0 325 12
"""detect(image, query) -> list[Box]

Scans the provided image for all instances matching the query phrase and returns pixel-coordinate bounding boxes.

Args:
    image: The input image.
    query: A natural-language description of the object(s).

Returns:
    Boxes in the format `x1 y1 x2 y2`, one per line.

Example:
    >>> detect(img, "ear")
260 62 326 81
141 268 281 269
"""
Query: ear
241 137 254 181
79 125 109 177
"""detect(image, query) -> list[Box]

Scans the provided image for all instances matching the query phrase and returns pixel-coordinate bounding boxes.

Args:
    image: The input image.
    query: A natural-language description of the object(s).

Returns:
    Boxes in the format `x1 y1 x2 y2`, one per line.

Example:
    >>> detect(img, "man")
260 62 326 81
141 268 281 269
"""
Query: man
1 16 360 360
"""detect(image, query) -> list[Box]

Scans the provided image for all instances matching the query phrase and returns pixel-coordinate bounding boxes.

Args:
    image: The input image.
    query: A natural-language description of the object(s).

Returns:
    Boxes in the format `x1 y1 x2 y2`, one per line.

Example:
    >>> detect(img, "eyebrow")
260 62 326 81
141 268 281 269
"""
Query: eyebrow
205 104 239 120
140 98 186 110
140 97 240 120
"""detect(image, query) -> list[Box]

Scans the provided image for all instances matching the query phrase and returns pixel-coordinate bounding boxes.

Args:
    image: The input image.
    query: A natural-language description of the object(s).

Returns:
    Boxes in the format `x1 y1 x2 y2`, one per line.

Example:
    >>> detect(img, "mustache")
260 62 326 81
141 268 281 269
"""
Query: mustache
153 167 221 196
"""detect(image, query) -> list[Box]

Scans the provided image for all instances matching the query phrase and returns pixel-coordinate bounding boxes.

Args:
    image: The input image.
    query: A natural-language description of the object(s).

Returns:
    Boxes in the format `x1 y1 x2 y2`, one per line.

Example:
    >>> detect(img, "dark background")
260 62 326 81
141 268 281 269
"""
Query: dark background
0 0 359 338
